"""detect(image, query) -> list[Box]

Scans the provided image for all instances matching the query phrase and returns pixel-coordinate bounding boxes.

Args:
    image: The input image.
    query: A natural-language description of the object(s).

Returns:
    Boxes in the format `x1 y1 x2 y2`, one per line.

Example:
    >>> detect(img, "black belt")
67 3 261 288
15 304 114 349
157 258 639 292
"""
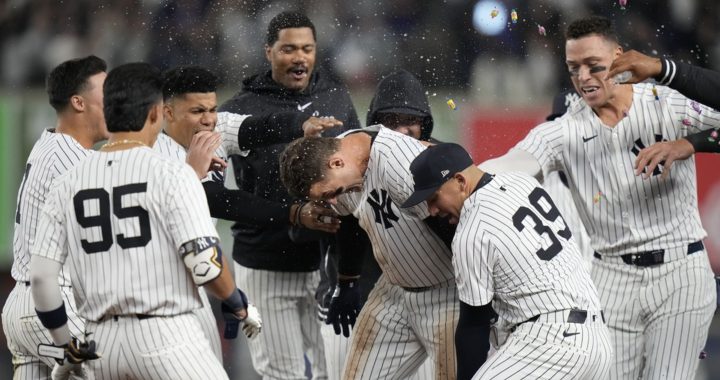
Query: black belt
110 314 156 321
510 309 604 332
593 241 704 267
402 285 435 293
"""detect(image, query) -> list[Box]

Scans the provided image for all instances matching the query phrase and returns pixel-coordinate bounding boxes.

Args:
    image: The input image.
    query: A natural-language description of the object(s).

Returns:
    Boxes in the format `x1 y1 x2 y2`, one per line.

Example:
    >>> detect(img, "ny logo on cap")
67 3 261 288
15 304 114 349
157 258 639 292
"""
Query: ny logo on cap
441 170 450 177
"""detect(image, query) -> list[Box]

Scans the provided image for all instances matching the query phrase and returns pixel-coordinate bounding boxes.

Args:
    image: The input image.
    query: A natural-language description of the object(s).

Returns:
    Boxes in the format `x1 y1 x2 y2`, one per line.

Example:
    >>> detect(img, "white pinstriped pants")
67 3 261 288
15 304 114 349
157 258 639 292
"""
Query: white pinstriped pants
320 322 435 380
591 248 716 379
194 287 222 362
2 282 85 380
236 264 326 380
343 275 458 380
85 313 227 379
473 315 613 379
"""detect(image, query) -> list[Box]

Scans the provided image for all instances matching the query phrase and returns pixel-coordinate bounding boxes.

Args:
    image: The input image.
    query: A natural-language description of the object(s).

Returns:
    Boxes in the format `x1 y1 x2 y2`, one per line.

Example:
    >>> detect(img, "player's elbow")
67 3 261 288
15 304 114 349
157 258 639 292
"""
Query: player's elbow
28 255 60 287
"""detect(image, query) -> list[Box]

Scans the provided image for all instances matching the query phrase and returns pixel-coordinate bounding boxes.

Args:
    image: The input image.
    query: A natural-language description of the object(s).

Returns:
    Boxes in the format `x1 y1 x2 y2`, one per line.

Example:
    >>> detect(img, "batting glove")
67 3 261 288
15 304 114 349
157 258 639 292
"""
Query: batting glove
326 278 360 337
221 289 263 339
38 338 100 380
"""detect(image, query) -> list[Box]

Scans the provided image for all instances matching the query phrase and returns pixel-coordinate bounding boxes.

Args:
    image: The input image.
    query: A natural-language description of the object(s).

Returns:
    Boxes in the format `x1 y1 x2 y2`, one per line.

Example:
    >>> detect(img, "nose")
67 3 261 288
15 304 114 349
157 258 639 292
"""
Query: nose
200 112 213 126
577 66 592 82
428 204 439 217
292 51 307 64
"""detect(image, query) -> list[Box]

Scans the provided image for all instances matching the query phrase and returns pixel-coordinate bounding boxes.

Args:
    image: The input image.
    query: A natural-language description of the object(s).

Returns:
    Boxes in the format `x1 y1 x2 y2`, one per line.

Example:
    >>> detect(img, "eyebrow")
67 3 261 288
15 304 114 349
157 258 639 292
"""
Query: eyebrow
323 187 344 199
566 56 604 64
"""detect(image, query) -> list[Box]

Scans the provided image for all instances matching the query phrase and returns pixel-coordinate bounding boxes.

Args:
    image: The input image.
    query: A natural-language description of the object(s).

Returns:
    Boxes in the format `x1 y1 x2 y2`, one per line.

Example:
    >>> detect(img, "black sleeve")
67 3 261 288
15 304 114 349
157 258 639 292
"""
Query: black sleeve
456 301 495 380
684 129 720 153
424 215 457 249
236 112 309 151
336 215 370 277
202 181 291 225
657 59 720 110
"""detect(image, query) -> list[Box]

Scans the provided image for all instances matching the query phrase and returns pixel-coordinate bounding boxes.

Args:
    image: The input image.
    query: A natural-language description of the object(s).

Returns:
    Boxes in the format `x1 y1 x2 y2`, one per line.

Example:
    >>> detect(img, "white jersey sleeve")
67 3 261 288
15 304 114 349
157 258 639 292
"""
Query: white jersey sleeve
453 228 496 306
514 121 565 179
216 112 251 156
164 164 219 250
664 87 720 134
30 181 69 264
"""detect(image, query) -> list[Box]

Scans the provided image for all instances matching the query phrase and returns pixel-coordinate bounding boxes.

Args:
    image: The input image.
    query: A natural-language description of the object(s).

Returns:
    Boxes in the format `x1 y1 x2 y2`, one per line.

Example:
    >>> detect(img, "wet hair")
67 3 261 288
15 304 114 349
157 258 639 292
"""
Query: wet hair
279 137 340 198
565 15 618 44
162 65 219 101
266 11 316 46
103 63 163 132
46 55 107 112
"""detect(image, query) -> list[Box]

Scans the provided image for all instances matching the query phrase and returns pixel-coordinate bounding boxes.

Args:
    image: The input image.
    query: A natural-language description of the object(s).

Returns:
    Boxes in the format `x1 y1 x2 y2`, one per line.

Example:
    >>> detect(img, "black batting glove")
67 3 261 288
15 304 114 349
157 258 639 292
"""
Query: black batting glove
326 278 361 337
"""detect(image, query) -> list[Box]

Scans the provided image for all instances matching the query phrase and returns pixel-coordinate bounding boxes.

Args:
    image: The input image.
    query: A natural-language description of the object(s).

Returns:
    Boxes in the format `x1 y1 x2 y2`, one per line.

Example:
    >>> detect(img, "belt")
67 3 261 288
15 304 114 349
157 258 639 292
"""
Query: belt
107 314 156 321
593 240 703 267
402 285 436 293
510 309 604 332
20 281 71 288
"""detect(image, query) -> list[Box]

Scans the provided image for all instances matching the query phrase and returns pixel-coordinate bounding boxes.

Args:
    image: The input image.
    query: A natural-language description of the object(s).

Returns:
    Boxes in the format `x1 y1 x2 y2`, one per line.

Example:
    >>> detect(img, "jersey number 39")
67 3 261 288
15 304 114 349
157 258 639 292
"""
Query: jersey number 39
73 183 152 254
512 187 572 261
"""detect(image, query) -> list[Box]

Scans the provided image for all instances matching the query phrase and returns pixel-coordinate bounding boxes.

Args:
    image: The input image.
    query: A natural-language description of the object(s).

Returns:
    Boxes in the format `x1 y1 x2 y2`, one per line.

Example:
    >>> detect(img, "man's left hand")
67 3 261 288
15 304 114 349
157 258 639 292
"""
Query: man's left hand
634 139 694 179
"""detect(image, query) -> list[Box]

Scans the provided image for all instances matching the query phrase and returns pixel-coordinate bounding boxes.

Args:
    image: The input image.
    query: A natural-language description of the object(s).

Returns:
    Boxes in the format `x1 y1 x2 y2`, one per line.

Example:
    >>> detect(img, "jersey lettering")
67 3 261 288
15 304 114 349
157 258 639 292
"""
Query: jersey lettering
512 187 571 261
367 189 399 229
73 183 152 254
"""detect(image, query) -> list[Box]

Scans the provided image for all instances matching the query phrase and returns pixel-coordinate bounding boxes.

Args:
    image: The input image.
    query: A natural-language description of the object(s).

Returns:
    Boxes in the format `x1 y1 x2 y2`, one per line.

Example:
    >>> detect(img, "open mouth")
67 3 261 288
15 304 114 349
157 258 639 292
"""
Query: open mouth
582 86 600 95
289 66 308 80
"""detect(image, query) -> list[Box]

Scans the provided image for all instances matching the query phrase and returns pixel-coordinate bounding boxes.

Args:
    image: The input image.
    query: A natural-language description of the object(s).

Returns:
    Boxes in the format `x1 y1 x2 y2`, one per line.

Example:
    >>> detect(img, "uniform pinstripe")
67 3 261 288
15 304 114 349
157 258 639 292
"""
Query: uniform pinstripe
516 83 718 379
31 146 227 379
333 127 458 380
1 129 88 379
453 172 611 379
235 264 325 380
542 173 593 270
152 112 252 362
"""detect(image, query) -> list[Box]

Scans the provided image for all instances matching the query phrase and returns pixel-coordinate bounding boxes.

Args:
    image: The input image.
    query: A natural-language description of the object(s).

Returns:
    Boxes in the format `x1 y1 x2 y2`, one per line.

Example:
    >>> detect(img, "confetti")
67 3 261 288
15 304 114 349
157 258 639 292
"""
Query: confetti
711 130 719 139
681 118 692 127
537 25 546 36
511 9 518 24
622 109 628 118
690 100 702 114
619 0 628 10
447 99 457 110
490 9 499 18
699 351 707 360
652 86 659 101
593 191 603 204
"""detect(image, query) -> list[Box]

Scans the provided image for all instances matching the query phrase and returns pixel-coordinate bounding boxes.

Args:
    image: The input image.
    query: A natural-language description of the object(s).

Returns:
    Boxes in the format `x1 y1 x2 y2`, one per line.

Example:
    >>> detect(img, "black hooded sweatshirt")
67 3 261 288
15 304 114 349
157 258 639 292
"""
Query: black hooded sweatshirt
219 68 360 272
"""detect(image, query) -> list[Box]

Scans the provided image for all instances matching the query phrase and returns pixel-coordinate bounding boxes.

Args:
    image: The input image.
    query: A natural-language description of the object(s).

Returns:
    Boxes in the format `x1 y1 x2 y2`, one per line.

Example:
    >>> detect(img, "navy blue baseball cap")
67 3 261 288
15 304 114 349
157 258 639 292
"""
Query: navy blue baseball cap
401 143 473 208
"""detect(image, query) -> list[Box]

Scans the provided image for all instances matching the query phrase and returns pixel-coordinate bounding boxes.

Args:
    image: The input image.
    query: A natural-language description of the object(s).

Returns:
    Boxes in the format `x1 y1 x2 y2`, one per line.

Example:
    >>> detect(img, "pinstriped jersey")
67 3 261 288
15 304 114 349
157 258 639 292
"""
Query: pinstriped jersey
452 172 601 325
517 83 720 256
333 126 454 288
153 111 250 181
12 129 92 284
30 147 218 321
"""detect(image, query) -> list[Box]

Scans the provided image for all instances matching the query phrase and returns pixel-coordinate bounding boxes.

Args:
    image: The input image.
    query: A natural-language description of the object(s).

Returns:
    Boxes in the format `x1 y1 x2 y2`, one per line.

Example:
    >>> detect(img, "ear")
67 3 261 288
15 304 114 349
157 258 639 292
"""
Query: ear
148 103 162 125
69 95 85 112
454 173 467 189
265 45 273 63
614 44 623 58
163 103 174 122
328 156 344 169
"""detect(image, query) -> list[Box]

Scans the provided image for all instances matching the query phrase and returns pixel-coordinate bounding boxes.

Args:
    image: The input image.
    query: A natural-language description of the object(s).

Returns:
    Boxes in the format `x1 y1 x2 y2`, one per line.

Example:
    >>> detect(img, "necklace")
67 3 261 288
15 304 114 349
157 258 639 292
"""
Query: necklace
100 139 148 150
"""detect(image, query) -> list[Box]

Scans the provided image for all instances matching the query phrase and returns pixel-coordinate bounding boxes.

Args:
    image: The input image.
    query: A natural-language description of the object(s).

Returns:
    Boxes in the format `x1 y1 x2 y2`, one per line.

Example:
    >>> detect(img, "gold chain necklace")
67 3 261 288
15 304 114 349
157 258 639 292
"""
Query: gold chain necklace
100 139 148 150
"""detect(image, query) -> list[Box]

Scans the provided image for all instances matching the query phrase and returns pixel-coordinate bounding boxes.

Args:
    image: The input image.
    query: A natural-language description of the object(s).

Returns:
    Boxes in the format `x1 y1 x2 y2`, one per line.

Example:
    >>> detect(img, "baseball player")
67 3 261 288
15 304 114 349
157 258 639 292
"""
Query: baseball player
480 16 718 379
401 143 612 379
28 62 261 380
1 55 107 380
279 127 459 379
155 65 342 361
219 11 359 379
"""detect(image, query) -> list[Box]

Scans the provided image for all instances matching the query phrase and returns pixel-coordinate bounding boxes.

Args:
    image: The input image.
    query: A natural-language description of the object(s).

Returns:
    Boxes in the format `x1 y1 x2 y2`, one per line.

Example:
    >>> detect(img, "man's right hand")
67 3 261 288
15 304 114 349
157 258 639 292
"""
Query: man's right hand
606 49 662 84
186 131 227 179
302 116 343 137
44 338 100 380
291 202 341 233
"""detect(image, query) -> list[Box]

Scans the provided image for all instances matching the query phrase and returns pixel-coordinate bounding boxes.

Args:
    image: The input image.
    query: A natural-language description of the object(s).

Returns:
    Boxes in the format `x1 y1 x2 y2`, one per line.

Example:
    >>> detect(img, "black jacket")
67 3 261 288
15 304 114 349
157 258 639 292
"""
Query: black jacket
219 68 360 272
366 69 435 141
